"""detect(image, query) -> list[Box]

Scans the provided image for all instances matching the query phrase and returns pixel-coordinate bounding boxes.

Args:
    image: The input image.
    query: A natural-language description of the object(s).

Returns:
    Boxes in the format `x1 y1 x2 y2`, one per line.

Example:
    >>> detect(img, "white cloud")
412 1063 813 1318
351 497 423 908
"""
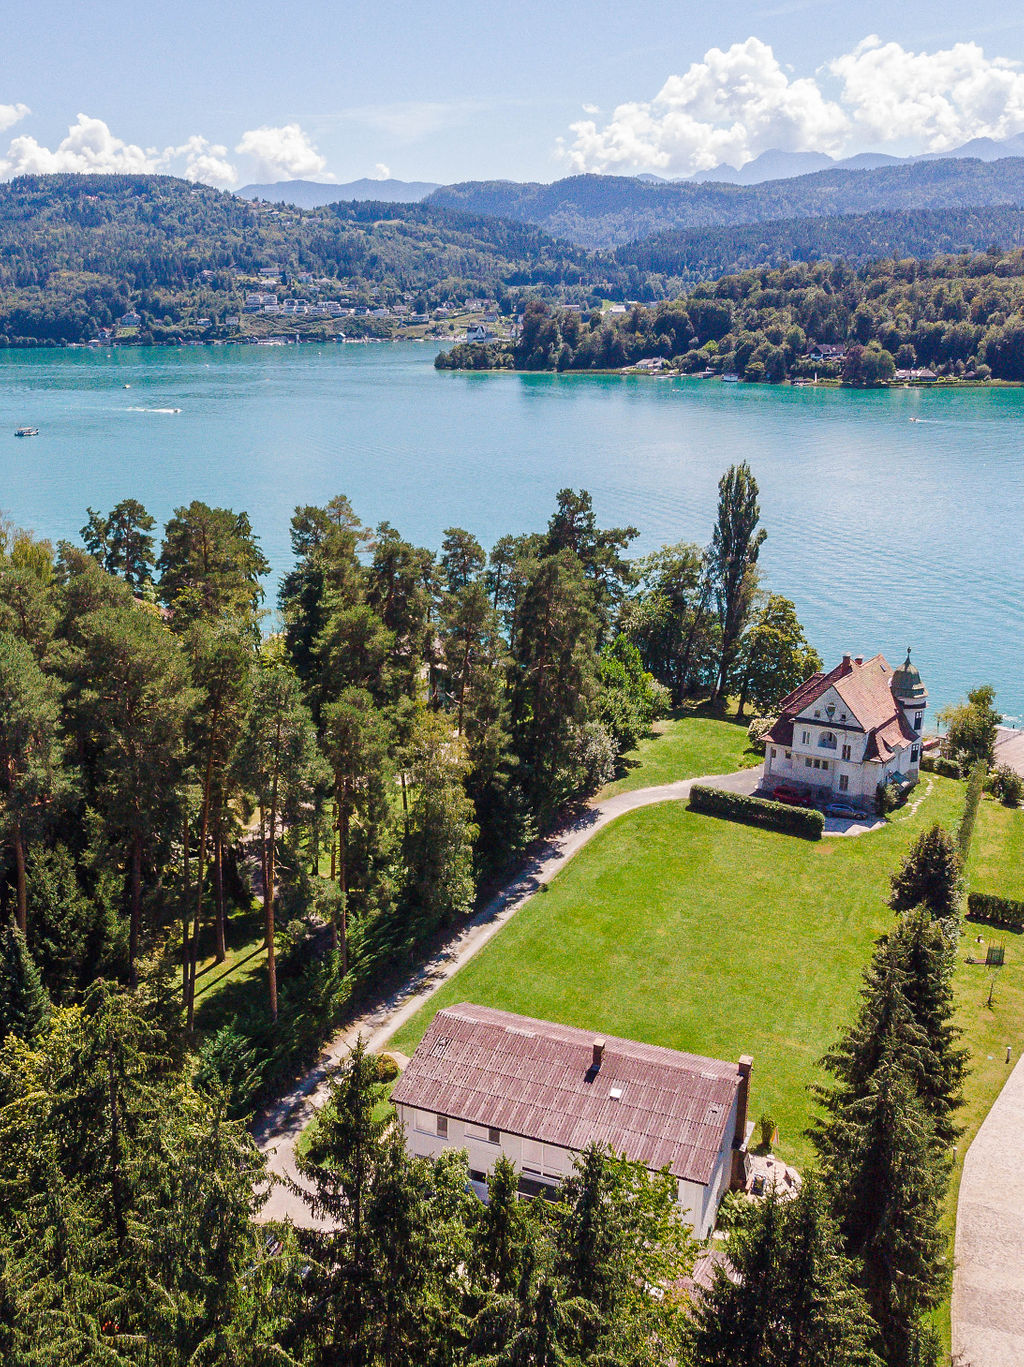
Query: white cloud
0 103 29 134
1 113 159 177
372 162 390 180
234 123 329 180
830 37 1024 150
162 135 237 188
560 38 849 175
562 35 1024 175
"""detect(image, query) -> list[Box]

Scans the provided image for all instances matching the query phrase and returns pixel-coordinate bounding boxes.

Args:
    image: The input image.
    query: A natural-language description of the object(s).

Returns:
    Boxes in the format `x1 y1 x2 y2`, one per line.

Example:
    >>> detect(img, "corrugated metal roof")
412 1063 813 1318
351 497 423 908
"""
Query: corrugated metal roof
392 1004 743 1186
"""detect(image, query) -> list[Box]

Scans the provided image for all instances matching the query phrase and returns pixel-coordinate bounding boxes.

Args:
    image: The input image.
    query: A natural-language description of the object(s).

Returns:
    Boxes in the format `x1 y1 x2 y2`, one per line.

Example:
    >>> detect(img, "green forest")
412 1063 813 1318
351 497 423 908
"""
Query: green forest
427 158 1024 248
4 173 1024 346
437 246 1024 382
0 174 622 345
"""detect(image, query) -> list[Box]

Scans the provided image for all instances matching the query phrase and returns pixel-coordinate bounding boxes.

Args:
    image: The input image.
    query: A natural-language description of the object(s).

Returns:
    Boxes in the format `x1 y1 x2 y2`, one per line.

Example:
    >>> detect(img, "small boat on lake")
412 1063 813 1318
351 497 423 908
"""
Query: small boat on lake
14 426 39 437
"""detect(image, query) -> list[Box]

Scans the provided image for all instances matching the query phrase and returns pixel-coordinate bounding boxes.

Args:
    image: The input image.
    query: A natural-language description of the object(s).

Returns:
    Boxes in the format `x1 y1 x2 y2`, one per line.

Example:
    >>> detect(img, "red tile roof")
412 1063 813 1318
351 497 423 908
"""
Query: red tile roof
392 1004 742 1186
765 653 915 761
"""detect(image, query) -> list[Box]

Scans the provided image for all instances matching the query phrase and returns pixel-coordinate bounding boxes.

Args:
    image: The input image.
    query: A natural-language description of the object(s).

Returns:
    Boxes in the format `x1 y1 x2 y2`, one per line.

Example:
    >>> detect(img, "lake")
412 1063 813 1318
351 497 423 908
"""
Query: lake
1 341 1021 721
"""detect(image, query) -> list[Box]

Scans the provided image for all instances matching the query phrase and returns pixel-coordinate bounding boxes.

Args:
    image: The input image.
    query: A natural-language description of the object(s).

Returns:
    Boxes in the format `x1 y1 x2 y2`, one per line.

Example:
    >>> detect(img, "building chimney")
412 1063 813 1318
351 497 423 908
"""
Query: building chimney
841 653 852 668
734 1055 753 1149
854 655 863 666
592 1037 605 1070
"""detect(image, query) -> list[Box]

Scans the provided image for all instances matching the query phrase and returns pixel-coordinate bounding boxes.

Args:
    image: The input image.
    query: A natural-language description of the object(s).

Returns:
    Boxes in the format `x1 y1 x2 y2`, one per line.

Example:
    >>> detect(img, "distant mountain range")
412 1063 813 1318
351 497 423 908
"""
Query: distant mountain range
426 156 1024 248
236 177 440 208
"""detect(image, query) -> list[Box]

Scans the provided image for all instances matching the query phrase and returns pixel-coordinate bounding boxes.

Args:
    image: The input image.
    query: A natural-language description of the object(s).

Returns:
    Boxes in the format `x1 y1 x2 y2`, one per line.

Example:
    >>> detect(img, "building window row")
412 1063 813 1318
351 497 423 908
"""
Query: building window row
805 758 829 770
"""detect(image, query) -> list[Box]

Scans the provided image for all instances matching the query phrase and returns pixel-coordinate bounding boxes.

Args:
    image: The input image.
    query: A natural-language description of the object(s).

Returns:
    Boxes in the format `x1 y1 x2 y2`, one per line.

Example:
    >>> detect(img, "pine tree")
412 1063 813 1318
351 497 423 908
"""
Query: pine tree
0 919 50 1041
888 824 963 922
814 1043 949 1366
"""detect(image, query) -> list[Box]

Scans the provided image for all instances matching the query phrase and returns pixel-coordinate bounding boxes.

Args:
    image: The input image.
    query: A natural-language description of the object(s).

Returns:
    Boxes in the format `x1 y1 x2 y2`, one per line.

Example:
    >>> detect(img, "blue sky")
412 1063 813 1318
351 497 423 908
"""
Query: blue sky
4 1 1024 185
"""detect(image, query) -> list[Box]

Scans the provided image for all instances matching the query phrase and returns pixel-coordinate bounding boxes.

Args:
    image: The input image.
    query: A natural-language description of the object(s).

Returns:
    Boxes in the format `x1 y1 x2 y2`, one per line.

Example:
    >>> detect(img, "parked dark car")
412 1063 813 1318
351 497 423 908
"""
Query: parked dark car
770 785 817 808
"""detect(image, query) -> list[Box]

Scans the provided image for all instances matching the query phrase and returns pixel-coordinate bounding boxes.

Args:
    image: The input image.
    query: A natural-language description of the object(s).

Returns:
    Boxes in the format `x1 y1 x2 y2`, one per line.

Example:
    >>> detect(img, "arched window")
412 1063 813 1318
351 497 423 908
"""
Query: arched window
818 730 837 750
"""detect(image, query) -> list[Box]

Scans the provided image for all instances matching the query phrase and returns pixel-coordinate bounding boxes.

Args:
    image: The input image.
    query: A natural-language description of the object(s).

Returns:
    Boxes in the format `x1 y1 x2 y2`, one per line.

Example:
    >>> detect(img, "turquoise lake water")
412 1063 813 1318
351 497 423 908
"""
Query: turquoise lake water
0 342 1021 721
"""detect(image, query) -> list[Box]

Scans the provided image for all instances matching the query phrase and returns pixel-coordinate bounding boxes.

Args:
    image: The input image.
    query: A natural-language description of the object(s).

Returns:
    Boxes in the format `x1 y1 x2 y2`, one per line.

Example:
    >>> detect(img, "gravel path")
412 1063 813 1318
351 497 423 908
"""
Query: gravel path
252 764 762 1224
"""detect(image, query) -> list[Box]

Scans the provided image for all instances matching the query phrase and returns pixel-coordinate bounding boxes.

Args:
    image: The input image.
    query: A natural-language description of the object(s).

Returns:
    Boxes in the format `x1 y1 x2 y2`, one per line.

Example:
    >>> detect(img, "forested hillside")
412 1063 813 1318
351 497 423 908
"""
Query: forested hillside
0 174 623 343
428 157 1024 248
437 247 1024 382
617 205 1024 287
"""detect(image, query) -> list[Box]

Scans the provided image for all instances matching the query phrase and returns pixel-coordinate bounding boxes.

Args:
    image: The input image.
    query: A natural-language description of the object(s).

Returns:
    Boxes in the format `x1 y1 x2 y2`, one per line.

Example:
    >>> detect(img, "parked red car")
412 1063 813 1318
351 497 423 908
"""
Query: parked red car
770 785 817 808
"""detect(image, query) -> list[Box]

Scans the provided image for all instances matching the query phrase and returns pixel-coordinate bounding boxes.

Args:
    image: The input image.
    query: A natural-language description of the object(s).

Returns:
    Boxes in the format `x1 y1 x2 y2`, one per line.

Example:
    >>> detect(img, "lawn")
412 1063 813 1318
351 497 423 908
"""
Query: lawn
390 774 964 1171
966 794 1024 900
192 904 268 1034
599 706 761 798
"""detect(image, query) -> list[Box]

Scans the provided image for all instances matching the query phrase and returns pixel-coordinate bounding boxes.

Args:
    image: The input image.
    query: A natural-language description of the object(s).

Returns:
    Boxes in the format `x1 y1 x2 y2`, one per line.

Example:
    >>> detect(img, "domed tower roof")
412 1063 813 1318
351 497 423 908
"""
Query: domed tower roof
891 648 927 702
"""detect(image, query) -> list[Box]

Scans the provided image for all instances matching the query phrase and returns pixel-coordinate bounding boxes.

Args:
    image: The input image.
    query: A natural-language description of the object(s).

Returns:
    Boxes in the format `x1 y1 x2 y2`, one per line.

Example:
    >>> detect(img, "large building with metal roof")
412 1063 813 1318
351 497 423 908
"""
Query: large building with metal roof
393 1002 753 1238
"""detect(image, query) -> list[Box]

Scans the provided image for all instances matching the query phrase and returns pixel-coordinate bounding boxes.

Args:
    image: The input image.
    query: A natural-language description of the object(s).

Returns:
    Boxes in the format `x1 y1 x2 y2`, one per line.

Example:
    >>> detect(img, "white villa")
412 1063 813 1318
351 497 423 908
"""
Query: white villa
763 650 927 808
393 1003 753 1238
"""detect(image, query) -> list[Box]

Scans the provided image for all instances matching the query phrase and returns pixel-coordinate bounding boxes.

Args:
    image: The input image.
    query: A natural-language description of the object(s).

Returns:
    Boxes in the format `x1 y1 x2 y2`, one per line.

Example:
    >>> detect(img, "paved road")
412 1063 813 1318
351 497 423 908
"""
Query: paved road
952 1051 1024 1366
994 726 1024 780
252 764 762 1224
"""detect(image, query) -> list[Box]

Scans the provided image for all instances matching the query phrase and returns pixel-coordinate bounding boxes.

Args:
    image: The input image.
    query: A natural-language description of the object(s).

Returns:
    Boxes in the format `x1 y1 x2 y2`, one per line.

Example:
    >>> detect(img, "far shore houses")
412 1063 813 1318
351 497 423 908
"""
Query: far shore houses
764 650 927 808
393 1003 753 1238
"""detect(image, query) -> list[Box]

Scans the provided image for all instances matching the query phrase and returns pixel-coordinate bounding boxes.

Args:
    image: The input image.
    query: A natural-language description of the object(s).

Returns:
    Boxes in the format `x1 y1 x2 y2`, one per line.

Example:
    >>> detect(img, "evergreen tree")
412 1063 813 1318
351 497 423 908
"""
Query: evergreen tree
541 488 637 635
402 709 477 932
690 1183 879 1367
81 498 157 592
510 550 602 824
0 630 66 934
814 1045 948 1366
0 919 50 1041
64 592 195 985
888 824 963 922
157 500 269 632
321 689 394 973
234 657 324 1020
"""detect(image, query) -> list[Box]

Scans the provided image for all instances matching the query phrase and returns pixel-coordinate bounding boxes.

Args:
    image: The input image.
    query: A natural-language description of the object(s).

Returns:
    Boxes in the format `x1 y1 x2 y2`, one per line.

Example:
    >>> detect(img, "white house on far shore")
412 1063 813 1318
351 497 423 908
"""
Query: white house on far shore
763 650 927 807
392 1003 753 1239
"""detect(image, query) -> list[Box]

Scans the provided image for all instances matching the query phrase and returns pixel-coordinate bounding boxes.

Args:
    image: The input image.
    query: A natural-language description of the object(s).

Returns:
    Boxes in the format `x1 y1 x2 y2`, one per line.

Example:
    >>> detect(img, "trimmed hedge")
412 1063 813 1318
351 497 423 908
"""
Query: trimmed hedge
922 754 960 778
689 784 825 839
967 891 1024 929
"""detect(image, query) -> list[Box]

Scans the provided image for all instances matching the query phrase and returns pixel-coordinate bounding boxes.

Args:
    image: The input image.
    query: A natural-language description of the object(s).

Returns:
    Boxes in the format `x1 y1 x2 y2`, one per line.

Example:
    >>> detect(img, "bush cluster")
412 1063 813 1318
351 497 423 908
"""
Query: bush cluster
966 891 1024 929
688 783 824 838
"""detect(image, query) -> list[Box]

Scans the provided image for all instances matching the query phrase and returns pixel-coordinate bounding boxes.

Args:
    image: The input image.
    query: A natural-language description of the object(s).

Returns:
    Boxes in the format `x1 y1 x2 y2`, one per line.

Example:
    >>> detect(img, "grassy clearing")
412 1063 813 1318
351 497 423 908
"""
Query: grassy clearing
599 705 761 798
966 795 1024 900
192 905 268 1033
390 775 963 1171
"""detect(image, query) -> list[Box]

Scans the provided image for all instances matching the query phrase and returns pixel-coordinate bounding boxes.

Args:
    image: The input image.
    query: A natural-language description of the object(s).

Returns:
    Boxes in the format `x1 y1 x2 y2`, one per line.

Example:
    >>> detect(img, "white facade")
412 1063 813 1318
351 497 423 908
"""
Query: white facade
397 1091 739 1240
763 652 927 809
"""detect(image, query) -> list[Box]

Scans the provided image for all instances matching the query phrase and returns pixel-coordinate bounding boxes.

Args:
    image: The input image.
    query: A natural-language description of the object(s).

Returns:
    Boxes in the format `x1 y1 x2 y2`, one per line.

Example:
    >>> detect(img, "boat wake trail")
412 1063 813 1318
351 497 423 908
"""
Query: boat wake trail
125 406 182 414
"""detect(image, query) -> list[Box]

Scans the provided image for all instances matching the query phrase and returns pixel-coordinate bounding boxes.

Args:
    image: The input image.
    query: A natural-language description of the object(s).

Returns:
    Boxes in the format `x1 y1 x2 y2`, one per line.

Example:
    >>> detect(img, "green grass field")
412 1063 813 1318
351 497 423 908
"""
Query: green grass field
599 707 760 798
391 774 964 1170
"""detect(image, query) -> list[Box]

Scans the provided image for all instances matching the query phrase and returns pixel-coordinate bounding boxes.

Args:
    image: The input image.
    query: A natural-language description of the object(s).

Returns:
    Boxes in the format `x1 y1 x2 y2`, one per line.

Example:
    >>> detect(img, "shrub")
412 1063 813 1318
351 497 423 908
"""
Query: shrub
875 779 901 816
688 784 824 839
374 1052 400 1082
967 892 1024 929
932 756 961 778
957 759 987 858
989 764 1024 807
746 715 776 756
758 1112 776 1151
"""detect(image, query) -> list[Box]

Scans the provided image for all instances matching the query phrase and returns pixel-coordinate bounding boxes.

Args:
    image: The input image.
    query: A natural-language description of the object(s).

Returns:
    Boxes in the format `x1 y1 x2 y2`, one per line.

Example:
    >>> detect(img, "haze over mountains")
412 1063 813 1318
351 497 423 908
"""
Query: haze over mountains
237 177 440 207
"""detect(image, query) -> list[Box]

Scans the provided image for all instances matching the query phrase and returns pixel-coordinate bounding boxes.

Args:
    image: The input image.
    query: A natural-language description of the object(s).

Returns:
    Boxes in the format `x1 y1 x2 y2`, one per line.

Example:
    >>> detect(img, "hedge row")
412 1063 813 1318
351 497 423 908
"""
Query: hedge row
689 784 825 839
920 754 961 778
957 759 988 858
967 891 1024 929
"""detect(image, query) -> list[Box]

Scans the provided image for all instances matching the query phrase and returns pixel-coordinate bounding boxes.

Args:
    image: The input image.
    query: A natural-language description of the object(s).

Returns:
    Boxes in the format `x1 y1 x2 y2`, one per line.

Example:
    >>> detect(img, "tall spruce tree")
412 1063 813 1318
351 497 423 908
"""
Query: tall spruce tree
0 919 50 1042
888 825 963 922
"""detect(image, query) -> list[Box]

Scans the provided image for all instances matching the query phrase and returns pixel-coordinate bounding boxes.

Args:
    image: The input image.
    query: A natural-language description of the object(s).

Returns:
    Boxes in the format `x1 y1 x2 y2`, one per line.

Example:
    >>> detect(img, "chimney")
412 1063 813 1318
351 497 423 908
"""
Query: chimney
854 655 863 666
841 653 852 668
592 1037 605 1070
734 1055 753 1149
